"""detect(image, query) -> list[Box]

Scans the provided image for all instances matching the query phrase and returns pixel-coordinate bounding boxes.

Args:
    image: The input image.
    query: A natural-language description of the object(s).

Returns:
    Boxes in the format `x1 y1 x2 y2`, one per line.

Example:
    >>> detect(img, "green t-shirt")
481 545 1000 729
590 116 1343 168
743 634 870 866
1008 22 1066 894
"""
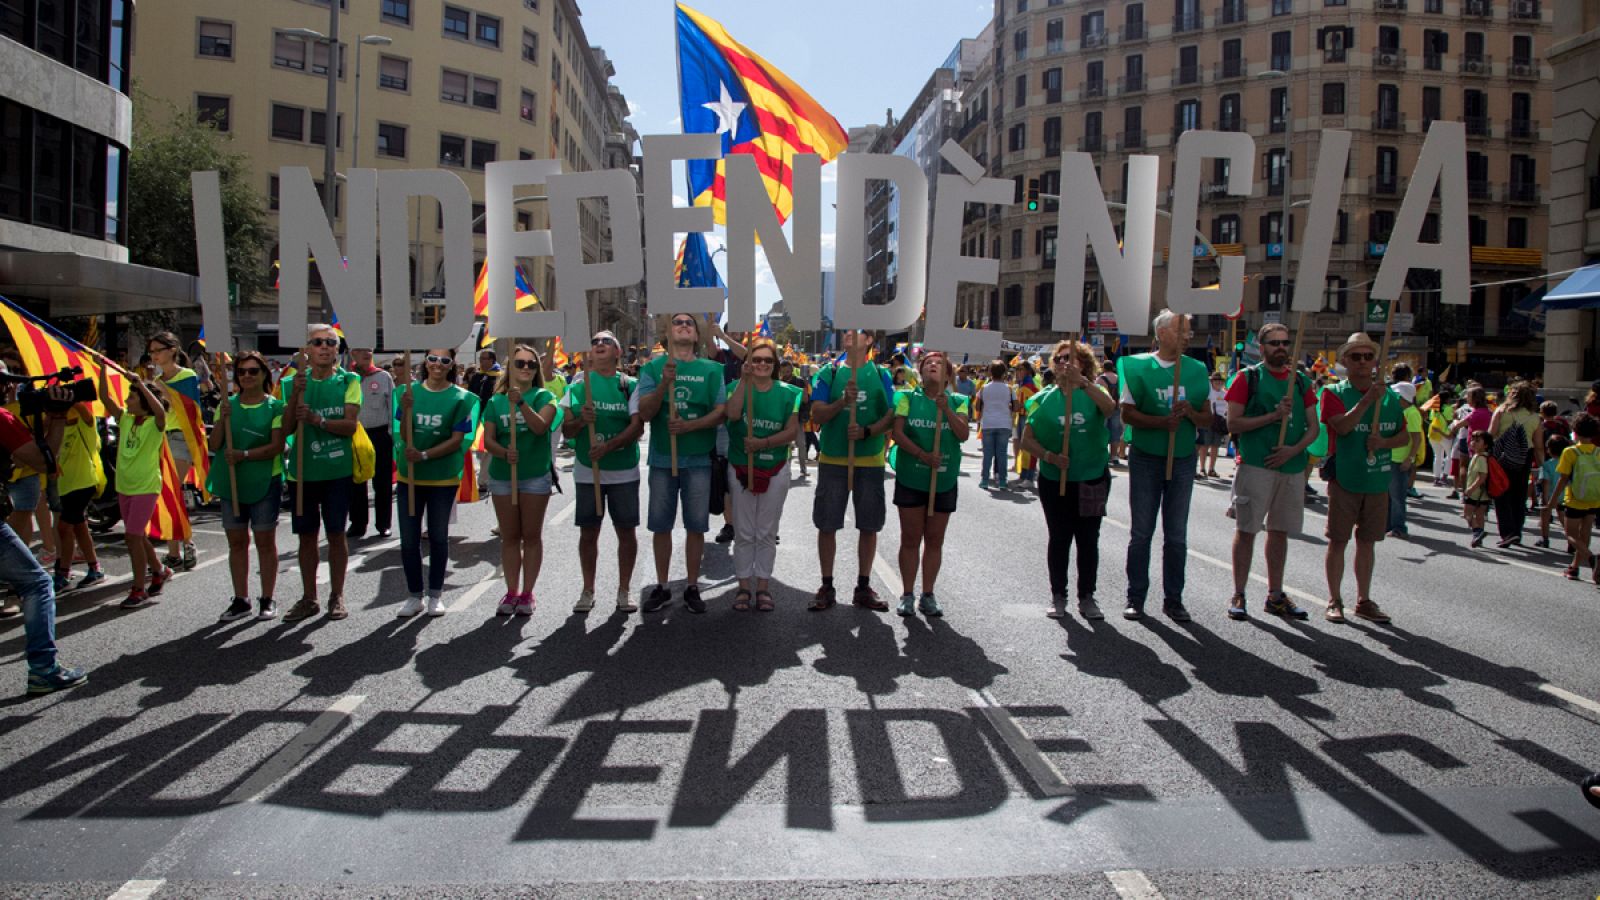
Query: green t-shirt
283 368 361 482
394 382 479 485
813 362 894 466
566 373 640 471
116 415 164 496
1326 380 1405 494
209 395 285 504
484 388 558 481
1116 352 1212 459
891 388 971 493
1234 364 1314 475
639 355 724 459
727 379 802 468
1025 386 1110 482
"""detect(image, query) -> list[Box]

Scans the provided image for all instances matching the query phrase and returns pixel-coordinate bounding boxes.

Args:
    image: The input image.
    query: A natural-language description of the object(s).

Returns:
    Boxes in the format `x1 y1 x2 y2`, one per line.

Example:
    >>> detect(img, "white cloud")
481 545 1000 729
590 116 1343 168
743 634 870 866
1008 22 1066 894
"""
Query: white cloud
626 99 642 117
819 166 838 185
668 115 682 130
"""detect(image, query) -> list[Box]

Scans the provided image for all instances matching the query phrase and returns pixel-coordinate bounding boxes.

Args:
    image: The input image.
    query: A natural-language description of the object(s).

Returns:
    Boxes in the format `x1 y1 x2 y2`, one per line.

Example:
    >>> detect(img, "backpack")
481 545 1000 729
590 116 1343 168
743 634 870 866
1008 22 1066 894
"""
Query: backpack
1242 364 1311 420
1569 448 1600 505
1486 456 1510 499
1491 417 1531 469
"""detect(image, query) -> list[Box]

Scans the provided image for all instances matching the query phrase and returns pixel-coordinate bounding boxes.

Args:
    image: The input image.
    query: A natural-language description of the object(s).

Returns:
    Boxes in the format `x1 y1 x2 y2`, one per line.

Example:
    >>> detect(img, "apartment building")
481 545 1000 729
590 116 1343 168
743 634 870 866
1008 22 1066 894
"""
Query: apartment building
132 0 642 352
1542 1 1600 393
987 0 1552 376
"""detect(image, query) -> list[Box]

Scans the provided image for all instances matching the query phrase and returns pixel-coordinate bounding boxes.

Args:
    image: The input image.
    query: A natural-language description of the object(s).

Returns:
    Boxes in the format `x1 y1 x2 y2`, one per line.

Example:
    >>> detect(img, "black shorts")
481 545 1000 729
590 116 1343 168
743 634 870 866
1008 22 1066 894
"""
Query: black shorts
1463 497 1490 508
58 486 95 525
290 476 353 536
893 481 958 514
1561 505 1597 522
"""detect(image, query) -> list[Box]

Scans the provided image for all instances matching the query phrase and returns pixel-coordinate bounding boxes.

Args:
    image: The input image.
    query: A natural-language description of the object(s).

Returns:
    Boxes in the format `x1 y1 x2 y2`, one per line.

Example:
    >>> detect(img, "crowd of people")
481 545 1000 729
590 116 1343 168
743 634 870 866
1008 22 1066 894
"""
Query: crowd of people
0 310 1592 699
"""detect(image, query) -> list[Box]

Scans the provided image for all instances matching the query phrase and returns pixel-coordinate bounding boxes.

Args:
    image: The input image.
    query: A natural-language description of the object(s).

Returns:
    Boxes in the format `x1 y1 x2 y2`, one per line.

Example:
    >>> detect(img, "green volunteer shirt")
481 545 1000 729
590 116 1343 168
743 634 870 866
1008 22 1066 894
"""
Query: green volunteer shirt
891 388 971 494
814 361 893 466
210 395 285 504
484 388 558 481
639 355 723 459
1117 352 1212 459
1025 386 1110 483
1326 380 1405 494
116 415 164 496
727 379 802 468
566 373 640 472
1235 364 1313 475
394 382 478 486
282 368 361 482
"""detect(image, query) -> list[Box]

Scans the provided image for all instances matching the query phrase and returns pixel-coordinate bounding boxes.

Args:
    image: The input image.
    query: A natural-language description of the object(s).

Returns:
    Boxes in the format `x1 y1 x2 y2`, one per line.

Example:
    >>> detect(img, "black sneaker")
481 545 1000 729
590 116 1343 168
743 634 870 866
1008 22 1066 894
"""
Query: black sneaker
643 585 671 613
715 524 735 544
257 597 278 620
1263 592 1309 620
683 585 707 614
1164 603 1193 623
219 596 253 622
1122 604 1143 620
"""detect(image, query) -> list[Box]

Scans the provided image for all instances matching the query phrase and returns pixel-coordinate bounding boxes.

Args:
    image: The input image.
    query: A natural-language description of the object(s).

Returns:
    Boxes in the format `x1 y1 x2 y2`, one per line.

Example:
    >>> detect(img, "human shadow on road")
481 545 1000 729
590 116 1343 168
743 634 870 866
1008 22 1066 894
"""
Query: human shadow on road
1142 617 1332 721
810 606 911 697
506 610 629 695
292 616 429 698
1348 621 1560 708
1252 618 1452 709
901 615 1009 692
410 612 536 694
1056 614 1190 708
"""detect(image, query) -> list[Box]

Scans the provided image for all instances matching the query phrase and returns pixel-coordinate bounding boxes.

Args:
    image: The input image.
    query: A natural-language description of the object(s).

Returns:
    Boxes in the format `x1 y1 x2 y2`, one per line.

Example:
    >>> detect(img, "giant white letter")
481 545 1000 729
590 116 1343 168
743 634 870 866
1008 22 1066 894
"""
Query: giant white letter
278 167 377 348
642 134 723 318
833 153 928 332
190 172 231 352
1289 130 1352 312
1372 121 1470 304
484 158 564 341
1056 152 1158 336
547 168 645 347
377 169 474 350
924 144 1013 358
725 153 822 331
1165 131 1253 317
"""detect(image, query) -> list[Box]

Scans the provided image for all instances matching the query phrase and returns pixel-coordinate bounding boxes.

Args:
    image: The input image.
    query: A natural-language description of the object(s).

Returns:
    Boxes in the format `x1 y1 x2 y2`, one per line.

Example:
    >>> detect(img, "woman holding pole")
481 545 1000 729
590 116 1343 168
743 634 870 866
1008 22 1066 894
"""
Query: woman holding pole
483 345 559 617
393 348 479 619
206 351 286 622
889 351 970 618
561 330 643 614
724 341 801 612
1021 340 1115 621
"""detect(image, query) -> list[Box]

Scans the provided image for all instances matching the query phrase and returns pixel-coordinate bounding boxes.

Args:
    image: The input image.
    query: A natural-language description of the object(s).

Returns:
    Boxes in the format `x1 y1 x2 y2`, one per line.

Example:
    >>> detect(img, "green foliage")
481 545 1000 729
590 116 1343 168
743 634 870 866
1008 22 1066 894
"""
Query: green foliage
127 88 270 305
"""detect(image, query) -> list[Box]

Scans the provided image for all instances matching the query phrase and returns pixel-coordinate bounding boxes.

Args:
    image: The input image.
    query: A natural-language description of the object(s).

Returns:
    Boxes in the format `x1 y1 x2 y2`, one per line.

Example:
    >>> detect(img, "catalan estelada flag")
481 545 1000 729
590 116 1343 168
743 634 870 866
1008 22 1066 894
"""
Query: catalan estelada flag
161 384 212 503
0 294 129 419
149 444 192 542
676 3 848 225
474 263 541 340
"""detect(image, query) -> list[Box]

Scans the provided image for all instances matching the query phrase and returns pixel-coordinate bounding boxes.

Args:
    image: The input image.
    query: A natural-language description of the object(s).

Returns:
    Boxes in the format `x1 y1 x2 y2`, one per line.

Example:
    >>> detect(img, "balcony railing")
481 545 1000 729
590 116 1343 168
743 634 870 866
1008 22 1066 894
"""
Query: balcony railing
1046 38 1064 54
1118 72 1145 94
1217 1 1247 26
1505 182 1540 204
1374 110 1406 131
1172 11 1204 33
1370 175 1404 196
1120 21 1146 43
1214 115 1245 132
1423 51 1443 71
1078 134 1104 153
1468 180 1492 200
1081 79 1105 99
1507 118 1538 140
1460 53 1492 77
1117 130 1144 151
1508 57 1539 80
1375 0 1406 10
1462 0 1492 17
1214 58 1246 80
1463 115 1492 138
1372 47 1405 70
1324 46 1348 64
1172 64 1202 87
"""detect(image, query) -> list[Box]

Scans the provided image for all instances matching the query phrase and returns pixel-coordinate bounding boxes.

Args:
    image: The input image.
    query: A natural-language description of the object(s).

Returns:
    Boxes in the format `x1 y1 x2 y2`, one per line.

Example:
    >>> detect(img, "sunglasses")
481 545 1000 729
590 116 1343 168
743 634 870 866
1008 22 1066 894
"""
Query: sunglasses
1052 354 1074 362
591 337 617 346
425 354 452 364
747 357 777 367
307 338 339 348
234 367 263 376
146 345 172 354
511 359 538 370
1346 352 1375 362
670 317 697 326
1263 339 1293 347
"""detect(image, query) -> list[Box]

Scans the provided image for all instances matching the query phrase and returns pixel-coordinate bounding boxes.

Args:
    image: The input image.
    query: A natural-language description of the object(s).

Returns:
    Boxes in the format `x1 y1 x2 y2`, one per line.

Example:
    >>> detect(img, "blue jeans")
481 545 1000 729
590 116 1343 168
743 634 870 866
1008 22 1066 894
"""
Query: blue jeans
981 428 1011 484
1126 448 1197 608
1388 466 1410 534
398 484 455 593
0 522 58 674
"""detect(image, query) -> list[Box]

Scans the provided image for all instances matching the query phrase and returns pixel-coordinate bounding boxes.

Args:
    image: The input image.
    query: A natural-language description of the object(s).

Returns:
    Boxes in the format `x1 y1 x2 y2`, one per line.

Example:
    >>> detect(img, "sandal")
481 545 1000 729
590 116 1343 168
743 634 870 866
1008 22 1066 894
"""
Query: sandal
755 591 775 612
732 589 752 612
1565 565 1581 581
1226 592 1249 621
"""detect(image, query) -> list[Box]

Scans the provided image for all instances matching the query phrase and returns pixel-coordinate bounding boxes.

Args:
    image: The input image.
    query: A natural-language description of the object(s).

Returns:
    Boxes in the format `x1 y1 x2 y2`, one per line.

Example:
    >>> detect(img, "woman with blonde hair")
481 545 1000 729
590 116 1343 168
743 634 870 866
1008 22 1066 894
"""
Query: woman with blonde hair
482 345 560 616
889 350 971 617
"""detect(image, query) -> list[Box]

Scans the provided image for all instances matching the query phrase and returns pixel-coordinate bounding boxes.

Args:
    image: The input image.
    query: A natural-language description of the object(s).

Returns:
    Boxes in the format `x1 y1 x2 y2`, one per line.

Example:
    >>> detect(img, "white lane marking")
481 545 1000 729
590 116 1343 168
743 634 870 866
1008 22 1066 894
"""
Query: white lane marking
445 568 504 613
318 538 400 585
969 689 1073 798
1105 869 1165 900
872 552 901 600
1538 682 1600 717
551 498 577 525
222 694 365 805
1102 518 1324 606
107 878 165 900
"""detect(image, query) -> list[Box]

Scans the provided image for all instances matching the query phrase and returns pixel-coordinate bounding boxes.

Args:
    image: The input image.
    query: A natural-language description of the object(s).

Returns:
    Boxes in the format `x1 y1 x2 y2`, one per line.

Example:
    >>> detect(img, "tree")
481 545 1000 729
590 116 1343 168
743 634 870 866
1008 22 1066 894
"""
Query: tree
127 92 270 307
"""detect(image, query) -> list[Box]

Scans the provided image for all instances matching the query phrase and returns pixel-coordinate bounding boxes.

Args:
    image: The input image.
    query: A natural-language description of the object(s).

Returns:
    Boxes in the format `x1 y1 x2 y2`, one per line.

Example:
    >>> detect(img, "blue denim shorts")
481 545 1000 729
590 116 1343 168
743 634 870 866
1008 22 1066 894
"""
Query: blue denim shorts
221 477 284 532
488 474 553 496
6 474 41 513
647 465 712 534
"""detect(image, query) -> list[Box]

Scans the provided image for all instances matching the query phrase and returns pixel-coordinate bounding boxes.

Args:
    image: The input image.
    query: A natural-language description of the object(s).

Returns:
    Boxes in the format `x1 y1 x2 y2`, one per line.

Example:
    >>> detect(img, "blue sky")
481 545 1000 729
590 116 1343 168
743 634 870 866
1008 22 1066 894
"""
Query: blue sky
581 0 994 313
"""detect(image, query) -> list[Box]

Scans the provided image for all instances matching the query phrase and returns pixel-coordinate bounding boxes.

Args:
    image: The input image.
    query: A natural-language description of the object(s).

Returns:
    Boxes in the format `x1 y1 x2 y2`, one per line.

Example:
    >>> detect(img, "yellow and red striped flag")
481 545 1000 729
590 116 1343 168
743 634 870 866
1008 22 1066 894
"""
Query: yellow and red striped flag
161 385 212 503
676 3 849 225
148 443 192 542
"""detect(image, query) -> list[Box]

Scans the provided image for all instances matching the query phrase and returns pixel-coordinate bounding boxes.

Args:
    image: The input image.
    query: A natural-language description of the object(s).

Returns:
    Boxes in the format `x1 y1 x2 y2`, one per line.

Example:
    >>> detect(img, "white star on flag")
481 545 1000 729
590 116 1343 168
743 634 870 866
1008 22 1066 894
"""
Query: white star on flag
702 82 746 136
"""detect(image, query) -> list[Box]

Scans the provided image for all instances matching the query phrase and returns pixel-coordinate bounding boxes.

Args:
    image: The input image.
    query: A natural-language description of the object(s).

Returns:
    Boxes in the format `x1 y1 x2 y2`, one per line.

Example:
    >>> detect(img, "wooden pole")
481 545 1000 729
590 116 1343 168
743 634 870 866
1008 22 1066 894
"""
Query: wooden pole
1276 312 1308 450
509 388 519 508
845 351 858 496
667 352 679 476
1368 300 1396 462
587 358 601 518
927 402 944 518
289 351 307 518
1164 347 1183 481
1060 335 1078 497
402 350 415 510
217 351 239 517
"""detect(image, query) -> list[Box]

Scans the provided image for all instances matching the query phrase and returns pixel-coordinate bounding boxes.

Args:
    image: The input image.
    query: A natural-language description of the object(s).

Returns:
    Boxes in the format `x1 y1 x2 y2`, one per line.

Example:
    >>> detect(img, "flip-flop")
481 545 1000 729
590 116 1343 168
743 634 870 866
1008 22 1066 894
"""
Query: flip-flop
755 591 775 612
1583 772 1600 810
732 590 752 612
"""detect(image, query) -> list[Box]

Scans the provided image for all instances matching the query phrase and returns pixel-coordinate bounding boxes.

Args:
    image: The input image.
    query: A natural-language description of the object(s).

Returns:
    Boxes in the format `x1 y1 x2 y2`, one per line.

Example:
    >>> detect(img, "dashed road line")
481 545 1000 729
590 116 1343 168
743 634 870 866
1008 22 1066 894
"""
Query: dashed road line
969 689 1073 798
447 568 504 613
222 694 365 804
1538 682 1600 717
1104 868 1165 899
106 878 165 900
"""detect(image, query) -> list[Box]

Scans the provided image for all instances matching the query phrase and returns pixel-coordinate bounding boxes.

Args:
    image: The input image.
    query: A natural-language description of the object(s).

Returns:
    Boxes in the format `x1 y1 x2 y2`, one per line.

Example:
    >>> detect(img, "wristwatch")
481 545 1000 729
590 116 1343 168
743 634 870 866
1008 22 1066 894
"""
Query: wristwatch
421 449 429 461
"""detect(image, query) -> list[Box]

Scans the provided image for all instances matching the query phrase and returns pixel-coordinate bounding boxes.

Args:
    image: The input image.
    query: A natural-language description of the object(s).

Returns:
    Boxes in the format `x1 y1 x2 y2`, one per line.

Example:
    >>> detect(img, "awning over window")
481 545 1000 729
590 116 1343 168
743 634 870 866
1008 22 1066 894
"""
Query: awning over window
1543 265 1600 311
0 251 196 318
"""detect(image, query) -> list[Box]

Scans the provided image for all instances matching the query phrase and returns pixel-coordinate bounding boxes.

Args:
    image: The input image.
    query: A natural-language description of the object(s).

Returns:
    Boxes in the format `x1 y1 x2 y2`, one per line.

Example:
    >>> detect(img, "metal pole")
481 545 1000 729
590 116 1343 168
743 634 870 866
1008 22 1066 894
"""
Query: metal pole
351 38 363 168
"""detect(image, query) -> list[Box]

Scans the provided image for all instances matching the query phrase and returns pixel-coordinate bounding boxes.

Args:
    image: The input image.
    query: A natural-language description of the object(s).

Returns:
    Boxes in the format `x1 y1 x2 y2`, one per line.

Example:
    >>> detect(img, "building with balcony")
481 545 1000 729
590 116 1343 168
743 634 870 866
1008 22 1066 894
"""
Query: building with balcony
132 0 640 352
1541 1 1600 395
2 0 196 343
986 0 1553 377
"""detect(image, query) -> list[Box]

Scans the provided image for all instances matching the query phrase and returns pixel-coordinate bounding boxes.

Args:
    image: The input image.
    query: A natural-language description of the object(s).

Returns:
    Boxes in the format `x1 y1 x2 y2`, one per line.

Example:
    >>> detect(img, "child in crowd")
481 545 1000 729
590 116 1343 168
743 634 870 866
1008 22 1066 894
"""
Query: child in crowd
105 377 171 608
1552 413 1600 582
1535 432 1570 549
1463 430 1492 549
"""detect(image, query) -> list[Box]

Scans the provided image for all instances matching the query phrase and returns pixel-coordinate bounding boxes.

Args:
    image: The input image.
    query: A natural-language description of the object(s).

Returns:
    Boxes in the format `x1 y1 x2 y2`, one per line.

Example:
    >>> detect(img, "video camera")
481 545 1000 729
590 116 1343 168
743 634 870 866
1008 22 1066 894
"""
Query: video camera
0 367 98 417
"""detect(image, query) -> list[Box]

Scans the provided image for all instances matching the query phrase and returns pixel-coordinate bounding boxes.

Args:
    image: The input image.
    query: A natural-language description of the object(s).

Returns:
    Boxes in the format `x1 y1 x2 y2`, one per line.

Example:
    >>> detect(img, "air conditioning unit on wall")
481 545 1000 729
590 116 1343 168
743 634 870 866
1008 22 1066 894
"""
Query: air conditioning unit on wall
1377 50 1398 66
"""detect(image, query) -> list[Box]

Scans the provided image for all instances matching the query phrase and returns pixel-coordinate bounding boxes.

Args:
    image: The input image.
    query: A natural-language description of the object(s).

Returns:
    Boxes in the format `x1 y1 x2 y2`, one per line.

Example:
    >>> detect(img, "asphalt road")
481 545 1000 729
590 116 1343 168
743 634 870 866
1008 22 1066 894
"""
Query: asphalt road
2 442 1598 898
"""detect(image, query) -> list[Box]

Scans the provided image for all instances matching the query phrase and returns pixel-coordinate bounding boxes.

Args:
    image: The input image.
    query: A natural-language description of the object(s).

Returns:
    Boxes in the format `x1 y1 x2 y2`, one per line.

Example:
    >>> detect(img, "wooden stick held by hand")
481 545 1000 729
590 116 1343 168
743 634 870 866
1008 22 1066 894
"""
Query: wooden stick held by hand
1165 350 1183 481
586 359 601 518
223 400 240 519
745 377 756 493
927 403 944 518
1276 312 1307 450
1368 301 1396 458
289 351 308 518
845 340 860 496
509 388 520 508
402 350 415 510
1060 335 1077 497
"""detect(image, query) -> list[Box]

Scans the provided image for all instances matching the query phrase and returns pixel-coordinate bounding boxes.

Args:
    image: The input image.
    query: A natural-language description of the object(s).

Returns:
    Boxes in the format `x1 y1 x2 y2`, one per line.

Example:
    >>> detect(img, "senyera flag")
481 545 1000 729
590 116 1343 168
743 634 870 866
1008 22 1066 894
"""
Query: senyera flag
0 293 193 540
676 2 849 225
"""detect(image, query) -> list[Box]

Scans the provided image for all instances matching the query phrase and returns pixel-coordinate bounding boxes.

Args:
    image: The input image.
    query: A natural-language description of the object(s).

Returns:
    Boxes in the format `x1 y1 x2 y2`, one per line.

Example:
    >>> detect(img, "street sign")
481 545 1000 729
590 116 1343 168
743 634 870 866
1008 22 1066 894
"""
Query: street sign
1089 334 1105 348
1365 300 1391 325
1391 313 1415 331
1263 311 1282 325
1085 311 1118 332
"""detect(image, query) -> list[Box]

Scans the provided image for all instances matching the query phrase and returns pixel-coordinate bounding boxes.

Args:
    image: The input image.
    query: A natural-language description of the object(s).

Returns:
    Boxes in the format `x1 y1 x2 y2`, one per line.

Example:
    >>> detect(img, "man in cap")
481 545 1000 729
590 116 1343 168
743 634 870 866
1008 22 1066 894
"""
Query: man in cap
1317 333 1411 624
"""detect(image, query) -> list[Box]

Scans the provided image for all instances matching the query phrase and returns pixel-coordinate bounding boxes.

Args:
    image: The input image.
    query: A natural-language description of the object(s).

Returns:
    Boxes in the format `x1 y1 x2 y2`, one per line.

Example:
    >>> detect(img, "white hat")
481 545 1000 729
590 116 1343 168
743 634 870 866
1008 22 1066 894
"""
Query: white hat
1393 382 1416 403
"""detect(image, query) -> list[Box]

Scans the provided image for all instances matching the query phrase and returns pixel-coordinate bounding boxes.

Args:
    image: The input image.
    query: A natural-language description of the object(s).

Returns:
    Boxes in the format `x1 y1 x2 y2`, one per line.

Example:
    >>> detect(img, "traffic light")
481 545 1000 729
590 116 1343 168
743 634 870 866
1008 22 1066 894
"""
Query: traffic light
1026 178 1041 212
1234 341 1245 353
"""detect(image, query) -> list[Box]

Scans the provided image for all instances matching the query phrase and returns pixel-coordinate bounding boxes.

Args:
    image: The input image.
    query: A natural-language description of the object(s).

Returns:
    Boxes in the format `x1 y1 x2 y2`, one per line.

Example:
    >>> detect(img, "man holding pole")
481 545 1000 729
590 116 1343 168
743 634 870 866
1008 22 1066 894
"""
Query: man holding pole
561 330 643 614
280 325 362 623
1223 322 1320 621
807 330 895 612
1116 309 1212 622
634 315 725 614
1319 332 1409 624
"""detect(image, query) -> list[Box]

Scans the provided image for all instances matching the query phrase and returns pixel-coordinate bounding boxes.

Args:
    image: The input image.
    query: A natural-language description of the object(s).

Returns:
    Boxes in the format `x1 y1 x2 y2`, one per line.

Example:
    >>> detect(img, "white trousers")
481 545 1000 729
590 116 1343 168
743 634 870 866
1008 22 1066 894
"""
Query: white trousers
1430 438 1452 482
727 464 791 581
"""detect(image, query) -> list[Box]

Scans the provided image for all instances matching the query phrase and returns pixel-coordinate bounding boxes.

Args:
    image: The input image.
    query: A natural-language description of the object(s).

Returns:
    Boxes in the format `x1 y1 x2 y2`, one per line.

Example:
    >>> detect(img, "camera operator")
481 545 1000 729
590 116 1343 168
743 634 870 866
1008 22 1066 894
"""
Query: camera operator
0 385 89 693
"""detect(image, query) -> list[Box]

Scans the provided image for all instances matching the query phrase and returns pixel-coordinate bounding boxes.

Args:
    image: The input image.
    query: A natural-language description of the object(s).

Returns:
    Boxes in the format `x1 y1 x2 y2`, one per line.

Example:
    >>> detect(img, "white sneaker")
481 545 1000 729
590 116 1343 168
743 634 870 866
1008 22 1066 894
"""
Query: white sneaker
397 594 425 617
574 589 595 613
425 594 447 617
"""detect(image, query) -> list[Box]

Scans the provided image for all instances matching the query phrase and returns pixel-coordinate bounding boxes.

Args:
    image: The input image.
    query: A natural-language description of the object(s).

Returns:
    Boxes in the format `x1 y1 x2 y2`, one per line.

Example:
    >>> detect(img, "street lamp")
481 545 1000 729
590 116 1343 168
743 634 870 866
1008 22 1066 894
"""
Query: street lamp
351 34 393 167
1258 69 1292 318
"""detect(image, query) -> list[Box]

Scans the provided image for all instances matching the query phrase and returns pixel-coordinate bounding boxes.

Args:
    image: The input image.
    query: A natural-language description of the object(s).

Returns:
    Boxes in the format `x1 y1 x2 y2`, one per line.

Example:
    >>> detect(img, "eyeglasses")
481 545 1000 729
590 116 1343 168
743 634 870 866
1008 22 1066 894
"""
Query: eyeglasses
234 367 263 377
146 345 171 355
1052 354 1074 362
591 337 616 346
425 354 452 364
307 338 339 348
670 317 697 327
1263 339 1293 347
390 361 407 368
747 357 776 367
511 359 538 370
1346 352 1376 362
